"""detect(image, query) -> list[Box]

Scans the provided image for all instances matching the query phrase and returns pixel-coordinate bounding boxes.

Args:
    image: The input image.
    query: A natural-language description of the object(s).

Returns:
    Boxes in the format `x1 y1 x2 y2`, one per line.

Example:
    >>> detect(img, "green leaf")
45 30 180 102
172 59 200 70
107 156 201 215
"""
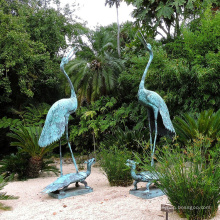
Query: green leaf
156 3 174 19
82 111 97 119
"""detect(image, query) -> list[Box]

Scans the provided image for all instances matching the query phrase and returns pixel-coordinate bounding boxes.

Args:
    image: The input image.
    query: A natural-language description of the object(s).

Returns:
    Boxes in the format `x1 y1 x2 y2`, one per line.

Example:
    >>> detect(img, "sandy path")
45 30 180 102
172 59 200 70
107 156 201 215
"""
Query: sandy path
0 164 219 220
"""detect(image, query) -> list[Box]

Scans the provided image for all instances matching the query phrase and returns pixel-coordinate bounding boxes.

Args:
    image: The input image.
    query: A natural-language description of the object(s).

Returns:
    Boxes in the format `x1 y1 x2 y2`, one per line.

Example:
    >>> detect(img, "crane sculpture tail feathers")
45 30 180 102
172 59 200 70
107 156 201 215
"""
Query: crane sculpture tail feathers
148 108 175 138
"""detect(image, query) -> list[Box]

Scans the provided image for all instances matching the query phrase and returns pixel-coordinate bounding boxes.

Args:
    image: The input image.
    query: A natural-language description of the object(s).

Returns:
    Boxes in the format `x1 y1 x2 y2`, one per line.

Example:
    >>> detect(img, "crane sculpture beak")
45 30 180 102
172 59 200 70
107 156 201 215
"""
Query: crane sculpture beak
67 47 78 62
139 31 148 45
137 30 151 52
60 47 78 68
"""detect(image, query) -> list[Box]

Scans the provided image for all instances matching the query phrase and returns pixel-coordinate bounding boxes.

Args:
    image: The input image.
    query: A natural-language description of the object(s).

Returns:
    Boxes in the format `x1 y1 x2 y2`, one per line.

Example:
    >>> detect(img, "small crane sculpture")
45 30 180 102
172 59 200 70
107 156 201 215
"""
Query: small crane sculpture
126 159 159 193
42 158 96 195
38 47 78 175
137 32 175 166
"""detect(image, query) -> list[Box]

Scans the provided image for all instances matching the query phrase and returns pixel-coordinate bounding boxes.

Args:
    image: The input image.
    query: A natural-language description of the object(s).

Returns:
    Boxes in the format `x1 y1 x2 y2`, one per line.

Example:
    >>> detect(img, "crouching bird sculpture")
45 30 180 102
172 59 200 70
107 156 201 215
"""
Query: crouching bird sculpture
137 32 175 166
42 158 95 194
38 47 78 175
126 159 159 193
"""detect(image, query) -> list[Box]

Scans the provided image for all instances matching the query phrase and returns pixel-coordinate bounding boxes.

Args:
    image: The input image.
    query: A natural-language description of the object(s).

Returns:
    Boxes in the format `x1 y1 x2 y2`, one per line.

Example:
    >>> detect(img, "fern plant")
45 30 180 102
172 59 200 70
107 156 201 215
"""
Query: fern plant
22 103 50 126
0 103 50 130
0 175 18 210
0 117 22 129
174 109 220 145
11 103 50 127
103 126 148 150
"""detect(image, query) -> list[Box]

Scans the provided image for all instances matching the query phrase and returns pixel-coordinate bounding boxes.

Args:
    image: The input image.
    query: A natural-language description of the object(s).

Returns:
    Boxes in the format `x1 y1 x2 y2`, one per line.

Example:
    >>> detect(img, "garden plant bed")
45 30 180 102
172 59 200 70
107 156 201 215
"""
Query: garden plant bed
0 164 219 220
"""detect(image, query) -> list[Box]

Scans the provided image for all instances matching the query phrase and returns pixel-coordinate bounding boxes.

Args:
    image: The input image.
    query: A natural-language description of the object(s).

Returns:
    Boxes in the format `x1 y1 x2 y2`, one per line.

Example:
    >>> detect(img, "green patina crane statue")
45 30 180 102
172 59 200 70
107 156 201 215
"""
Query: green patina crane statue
38 47 78 175
137 32 175 166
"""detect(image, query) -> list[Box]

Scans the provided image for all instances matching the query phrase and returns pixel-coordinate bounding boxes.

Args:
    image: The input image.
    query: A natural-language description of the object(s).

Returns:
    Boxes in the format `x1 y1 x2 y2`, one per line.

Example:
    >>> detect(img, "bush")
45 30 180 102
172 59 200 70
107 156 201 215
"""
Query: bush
0 149 29 180
0 175 18 210
0 148 59 180
98 145 133 186
138 136 220 220
7 125 59 178
174 109 220 146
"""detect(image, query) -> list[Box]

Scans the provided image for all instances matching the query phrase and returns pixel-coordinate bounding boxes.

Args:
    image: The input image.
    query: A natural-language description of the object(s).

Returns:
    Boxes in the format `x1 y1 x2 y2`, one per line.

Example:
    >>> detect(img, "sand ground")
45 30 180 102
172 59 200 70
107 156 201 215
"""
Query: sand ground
0 163 219 220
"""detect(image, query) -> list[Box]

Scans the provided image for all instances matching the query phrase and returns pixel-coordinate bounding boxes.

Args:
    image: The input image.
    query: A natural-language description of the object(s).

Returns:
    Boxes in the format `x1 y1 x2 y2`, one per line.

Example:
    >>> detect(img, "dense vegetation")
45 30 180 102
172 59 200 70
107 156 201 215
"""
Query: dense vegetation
0 0 219 217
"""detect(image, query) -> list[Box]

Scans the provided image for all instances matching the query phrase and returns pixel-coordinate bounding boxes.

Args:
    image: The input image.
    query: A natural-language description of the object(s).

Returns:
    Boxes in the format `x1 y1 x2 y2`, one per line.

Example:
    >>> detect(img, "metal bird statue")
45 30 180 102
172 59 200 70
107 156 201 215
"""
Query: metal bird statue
42 158 96 194
38 47 78 174
126 159 159 193
137 32 175 166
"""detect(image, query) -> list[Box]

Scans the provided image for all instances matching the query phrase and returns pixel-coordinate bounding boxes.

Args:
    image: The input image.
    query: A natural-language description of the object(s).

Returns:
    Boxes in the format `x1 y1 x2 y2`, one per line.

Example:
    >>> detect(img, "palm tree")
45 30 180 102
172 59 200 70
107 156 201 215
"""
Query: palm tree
7 126 59 178
174 109 220 145
105 0 121 57
66 26 124 104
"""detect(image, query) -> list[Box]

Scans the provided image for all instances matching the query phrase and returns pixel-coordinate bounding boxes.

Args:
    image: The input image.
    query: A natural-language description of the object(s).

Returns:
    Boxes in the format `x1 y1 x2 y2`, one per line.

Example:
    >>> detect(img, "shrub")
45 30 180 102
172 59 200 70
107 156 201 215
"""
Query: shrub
103 126 148 151
137 136 220 220
98 145 133 186
0 148 59 180
0 148 29 180
0 175 18 210
7 126 59 178
174 109 220 146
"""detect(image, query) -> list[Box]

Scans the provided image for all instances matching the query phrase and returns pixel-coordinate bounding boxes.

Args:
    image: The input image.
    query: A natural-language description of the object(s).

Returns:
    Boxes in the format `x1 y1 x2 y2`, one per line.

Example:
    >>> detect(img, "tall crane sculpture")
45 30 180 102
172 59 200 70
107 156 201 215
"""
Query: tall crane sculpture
38 47 78 175
137 32 175 166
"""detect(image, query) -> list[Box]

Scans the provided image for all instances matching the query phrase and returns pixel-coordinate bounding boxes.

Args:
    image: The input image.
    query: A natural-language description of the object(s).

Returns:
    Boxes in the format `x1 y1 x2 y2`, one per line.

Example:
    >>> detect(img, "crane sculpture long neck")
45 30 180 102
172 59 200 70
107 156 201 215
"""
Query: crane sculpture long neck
60 65 76 98
139 49 153 90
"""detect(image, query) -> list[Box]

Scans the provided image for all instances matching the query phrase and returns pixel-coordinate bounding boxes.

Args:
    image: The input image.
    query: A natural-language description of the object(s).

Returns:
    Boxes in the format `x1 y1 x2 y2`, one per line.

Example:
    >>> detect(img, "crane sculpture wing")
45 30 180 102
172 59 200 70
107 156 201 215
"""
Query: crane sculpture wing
38 98 77 147
146 91 175 138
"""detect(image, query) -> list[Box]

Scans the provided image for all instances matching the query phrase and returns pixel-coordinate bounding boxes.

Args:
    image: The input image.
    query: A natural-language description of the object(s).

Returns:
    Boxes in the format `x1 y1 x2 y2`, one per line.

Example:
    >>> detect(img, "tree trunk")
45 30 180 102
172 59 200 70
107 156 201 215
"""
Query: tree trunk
92 131 96 159
116 4 121 57
175 12 180 37
27 157 43 178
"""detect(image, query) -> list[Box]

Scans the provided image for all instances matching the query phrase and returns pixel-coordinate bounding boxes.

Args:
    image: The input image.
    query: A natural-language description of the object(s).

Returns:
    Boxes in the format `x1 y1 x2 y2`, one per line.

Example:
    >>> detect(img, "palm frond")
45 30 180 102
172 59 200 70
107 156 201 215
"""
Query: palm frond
65 26 122 104
174 109 220 145
7 126 59 159
0 175 18 210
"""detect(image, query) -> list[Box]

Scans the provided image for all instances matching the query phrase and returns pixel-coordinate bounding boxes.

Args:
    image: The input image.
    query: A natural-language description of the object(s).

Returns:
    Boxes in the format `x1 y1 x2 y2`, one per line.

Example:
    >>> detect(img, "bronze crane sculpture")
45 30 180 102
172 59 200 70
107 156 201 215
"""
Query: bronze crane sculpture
38 47 78 175
137 33 175 166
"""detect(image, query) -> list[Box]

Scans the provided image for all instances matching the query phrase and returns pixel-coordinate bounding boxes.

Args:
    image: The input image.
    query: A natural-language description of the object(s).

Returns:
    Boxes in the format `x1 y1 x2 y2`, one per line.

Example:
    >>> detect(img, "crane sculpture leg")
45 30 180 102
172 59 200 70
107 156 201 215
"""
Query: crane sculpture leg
152 109 158 166
147 110 153 166
148 108 158 167
60 140 63 176
65 116 78 173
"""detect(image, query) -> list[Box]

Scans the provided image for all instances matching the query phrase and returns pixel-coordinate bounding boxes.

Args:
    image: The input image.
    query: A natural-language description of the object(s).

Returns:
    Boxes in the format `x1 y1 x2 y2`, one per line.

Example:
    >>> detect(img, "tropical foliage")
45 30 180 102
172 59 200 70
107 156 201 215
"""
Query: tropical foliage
7 126 59 178
135 136 220 220
0 0 219 218
105 0 122 57
124 0 219 39
174 109 220 145
66 26 124 104
0 149 30 180
0 0 82 116
98 145 133 186
0 175 18 210
0 148 59 180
